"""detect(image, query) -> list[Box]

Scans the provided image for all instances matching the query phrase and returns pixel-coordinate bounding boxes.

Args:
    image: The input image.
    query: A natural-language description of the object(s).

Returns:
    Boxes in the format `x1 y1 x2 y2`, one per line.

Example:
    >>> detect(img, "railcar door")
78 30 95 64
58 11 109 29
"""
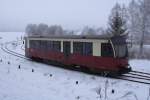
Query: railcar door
63 42 71 57
101 43 114 57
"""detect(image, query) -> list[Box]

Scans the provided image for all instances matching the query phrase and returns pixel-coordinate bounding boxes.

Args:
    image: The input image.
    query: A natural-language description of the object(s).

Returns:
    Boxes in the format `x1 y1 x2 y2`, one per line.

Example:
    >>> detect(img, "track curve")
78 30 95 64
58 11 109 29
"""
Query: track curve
1 41 30 60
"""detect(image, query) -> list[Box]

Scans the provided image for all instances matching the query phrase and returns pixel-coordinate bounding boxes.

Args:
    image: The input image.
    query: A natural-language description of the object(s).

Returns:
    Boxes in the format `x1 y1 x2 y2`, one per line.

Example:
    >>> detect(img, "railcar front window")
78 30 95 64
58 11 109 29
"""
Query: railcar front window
101 43 114 57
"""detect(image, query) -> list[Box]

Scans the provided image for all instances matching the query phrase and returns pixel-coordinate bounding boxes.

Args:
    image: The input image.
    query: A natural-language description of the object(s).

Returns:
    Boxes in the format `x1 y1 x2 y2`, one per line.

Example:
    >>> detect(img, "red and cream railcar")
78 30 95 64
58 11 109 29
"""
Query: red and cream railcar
25 35 131 76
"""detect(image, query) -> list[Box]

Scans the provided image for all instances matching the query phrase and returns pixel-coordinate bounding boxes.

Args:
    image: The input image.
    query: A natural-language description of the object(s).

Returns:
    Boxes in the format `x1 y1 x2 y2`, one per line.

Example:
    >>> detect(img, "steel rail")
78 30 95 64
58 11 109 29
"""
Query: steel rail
127 72 150 79
1 42 30 60
131 70 150 76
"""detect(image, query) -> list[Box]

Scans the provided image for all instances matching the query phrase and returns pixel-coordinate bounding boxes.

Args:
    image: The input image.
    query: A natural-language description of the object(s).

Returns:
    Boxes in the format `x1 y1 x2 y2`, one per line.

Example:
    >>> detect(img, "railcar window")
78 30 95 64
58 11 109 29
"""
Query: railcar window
30 40 40 49
37 41 41 49
47 41 61 52
73 42 93 56
73 42 83 54
41 41 47 50
47 41 53 50
83 42 93 55
53 41 61 52
63 42 71 57
29 40 33 48
101 43 114 57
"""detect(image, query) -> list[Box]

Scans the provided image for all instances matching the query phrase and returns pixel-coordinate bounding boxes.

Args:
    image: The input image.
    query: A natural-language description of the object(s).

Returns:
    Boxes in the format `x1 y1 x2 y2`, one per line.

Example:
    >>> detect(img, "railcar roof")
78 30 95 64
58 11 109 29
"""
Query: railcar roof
25 34 113 40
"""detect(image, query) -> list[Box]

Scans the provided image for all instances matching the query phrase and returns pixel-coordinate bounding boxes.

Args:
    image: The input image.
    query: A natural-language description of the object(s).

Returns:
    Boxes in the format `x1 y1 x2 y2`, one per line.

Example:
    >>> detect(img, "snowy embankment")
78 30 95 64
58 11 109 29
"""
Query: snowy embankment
130 60 150 72
129 44 150 59
0 32 150 100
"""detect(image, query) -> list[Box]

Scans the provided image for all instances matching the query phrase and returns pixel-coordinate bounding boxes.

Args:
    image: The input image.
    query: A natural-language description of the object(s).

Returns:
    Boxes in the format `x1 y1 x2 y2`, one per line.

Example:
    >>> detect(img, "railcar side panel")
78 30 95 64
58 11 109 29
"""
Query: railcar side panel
25 36 129 75
26 49 121 72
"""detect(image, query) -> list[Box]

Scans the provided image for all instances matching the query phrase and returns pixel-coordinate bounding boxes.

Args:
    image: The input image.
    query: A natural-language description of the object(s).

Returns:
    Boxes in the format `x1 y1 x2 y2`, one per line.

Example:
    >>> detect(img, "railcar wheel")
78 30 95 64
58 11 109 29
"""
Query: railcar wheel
101 71 109 77
104 71 109 77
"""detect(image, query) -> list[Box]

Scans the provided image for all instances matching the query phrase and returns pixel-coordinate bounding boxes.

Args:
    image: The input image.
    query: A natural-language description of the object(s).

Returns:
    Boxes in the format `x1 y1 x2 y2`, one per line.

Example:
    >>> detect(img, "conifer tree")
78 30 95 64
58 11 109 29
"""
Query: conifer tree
108 3 127 36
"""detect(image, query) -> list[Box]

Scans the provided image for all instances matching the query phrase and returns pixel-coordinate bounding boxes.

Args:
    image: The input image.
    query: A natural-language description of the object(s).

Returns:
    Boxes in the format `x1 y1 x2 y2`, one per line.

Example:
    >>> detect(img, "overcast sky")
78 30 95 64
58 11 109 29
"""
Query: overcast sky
0 0 131 32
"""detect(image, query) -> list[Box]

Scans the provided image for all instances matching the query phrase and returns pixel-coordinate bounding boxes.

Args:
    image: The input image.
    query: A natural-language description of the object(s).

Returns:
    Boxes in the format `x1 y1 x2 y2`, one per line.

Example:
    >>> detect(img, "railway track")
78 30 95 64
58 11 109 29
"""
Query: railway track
1 41 30 60
116 70 150 85
131 70 150 76
2 40 150 85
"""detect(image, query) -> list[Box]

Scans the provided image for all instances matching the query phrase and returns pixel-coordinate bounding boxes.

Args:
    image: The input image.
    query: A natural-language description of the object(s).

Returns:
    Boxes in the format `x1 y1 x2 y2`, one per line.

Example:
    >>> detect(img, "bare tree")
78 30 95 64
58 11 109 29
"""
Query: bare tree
138 0 150 56
128 0 141 42
128 0 150 57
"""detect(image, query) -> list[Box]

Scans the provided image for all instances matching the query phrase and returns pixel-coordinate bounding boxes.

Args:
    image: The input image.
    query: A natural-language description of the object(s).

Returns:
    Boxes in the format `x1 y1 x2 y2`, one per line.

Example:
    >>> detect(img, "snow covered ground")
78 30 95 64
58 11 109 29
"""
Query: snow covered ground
0 32 150 100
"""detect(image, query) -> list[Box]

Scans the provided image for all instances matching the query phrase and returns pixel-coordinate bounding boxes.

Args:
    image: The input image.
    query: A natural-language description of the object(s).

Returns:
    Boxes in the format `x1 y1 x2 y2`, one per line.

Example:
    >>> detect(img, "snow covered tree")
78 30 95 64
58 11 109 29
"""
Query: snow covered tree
37 23 48 36
54 25 64 35
64 30 75 35
96 27 106 35
46 25 56 35
81 26 97 35
46 25 64 36
107 3 128 36
25 24 65 36
25 24 37 36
